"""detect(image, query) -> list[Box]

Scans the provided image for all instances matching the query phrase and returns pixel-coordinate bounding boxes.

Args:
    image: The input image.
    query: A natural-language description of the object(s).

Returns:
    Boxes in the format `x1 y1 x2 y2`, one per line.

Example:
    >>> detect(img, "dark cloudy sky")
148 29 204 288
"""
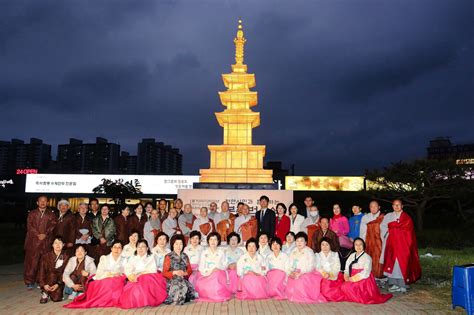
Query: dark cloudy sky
1 0 473 175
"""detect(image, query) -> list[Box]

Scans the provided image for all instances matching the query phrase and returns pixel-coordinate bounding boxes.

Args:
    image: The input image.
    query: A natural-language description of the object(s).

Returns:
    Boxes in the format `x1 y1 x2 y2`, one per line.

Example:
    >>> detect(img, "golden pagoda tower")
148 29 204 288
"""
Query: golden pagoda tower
199 20 273 183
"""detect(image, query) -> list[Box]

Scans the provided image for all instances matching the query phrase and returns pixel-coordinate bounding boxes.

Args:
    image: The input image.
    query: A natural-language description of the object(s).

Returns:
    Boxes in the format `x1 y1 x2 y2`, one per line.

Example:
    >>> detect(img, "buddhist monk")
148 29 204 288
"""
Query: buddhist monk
234 204 257 243
214 201 235 244
381 199 421 293
360 201 385 278
178 203 194 238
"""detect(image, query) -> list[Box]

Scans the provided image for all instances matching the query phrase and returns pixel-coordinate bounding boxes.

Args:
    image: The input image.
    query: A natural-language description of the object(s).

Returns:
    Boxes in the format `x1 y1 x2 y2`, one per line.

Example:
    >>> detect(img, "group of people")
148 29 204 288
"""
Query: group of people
24 194 421 308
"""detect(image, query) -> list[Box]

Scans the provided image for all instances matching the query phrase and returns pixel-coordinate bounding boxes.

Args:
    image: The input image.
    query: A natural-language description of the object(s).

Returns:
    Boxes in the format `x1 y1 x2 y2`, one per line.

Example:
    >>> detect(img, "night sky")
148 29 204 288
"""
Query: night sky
1 0 473 175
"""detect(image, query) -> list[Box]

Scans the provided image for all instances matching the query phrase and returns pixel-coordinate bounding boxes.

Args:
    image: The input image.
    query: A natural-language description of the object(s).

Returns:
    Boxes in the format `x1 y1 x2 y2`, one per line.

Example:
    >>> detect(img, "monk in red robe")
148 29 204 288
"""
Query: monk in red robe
360 201 385 278
53 199 76 256
24 195 57 289
38 237 70 303
381 200 421 293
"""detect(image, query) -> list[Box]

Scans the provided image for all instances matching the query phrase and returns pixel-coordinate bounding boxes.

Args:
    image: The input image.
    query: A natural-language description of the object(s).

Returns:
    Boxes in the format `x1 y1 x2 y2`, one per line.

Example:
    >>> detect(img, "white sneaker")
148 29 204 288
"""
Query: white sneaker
388 285 401 292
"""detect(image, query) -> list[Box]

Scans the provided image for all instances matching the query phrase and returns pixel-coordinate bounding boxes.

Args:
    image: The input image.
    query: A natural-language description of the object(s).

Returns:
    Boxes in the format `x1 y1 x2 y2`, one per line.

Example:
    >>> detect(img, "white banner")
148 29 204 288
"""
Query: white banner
178 189 293 215
25 174 200 194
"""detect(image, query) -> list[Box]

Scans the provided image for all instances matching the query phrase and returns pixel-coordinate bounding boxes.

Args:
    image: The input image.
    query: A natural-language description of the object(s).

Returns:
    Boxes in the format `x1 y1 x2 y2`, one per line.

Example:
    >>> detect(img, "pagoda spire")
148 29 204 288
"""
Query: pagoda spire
232 19 247 73
199 20 273 184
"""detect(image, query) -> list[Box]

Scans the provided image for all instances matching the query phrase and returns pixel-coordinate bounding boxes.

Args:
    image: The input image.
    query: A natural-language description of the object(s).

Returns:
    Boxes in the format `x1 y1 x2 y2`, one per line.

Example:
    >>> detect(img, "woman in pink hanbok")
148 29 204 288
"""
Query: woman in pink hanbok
316 237 345 302
340 238 392 304
118 239 167 309
224 232 244 294
236 237 269 300
183 230 203 286
194 232 231 302
265 237 288 300
285 232 326 303
330 204 352 249
64 240 127 308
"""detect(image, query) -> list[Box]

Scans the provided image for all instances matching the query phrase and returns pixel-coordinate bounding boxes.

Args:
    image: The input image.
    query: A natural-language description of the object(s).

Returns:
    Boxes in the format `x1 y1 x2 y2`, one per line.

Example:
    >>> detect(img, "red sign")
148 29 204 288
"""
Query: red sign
16 169 38 175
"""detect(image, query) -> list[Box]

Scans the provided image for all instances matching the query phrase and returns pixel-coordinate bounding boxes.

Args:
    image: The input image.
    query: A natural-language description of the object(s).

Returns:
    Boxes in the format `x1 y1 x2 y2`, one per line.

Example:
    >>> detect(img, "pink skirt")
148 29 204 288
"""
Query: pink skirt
195 270 232 302
64 275 126 308
118 273 167 309
227 268 239 294
188 264 200 286
266 269 287 300
321 272 346 302
340 269 392 304
285 272 326 303
236 273 269 300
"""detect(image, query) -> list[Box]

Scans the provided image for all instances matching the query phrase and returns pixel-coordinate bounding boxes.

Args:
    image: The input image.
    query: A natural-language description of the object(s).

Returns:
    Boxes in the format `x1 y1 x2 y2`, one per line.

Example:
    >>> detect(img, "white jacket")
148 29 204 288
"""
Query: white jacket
62 255 97 288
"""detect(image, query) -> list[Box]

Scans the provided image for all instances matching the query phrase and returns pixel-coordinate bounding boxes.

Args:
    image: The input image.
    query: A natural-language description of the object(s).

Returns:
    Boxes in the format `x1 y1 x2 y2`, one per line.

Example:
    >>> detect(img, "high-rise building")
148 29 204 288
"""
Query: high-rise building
137 138 182 175
57 137 120 174
0 138 52 175
120 151 138 174
57 138 84 173
0 141 9 175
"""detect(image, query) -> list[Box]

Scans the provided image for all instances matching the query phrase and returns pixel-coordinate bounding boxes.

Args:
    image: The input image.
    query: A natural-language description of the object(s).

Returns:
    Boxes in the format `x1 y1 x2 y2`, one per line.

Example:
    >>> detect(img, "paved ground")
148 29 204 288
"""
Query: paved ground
0 264 459 315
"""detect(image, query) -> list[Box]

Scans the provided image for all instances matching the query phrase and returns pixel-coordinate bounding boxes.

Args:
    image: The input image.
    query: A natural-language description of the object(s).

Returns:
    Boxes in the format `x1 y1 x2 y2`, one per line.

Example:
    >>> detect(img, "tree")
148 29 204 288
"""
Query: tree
92 178 142 208
365 159 472 231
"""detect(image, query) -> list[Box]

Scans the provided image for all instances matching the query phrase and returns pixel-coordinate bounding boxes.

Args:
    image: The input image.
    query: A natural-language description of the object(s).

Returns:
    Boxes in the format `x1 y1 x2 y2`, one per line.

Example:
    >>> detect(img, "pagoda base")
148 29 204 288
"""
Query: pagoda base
193 182 278 190
199 168 273 184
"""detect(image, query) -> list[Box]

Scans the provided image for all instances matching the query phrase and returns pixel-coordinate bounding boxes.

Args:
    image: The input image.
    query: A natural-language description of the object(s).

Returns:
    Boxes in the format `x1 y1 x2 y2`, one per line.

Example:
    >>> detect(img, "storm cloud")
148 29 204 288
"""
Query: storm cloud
0 0 472 175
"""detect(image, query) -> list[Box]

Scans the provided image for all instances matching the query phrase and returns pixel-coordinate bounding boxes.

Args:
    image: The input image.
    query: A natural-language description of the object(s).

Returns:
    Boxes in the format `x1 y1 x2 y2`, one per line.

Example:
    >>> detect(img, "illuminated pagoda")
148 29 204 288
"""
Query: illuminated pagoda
199 20 273 183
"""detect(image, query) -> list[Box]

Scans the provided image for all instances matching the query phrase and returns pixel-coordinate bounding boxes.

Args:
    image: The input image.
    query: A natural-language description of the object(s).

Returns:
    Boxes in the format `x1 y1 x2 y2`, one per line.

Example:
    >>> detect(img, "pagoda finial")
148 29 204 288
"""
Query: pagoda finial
232 18 247 73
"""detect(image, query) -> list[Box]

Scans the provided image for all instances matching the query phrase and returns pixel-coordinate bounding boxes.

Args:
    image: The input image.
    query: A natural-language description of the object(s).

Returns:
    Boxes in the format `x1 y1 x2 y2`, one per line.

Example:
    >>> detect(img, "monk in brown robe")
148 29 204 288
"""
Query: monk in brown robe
53 199 76 256
114 206 131 244
128 203 147 238
360 201 385 278
24 195 57 289
311 217 340 253
75 202 92 248
215 201 236 243
38 237 70 303
235 204 257 242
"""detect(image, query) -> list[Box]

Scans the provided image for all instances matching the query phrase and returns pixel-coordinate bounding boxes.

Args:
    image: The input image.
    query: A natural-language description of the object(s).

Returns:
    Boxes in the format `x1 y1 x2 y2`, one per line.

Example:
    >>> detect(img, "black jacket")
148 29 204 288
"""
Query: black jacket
255 208 276 237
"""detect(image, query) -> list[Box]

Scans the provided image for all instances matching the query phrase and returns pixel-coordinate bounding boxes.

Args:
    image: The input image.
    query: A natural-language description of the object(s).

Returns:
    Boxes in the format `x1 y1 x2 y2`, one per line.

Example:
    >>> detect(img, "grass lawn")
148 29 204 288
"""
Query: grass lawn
416 247 474 312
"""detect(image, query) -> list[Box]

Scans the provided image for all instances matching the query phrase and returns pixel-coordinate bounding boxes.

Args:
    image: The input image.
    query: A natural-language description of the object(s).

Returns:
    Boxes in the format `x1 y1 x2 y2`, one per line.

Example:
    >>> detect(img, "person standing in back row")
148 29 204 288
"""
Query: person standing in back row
24 195 57 290
255 195 275 238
